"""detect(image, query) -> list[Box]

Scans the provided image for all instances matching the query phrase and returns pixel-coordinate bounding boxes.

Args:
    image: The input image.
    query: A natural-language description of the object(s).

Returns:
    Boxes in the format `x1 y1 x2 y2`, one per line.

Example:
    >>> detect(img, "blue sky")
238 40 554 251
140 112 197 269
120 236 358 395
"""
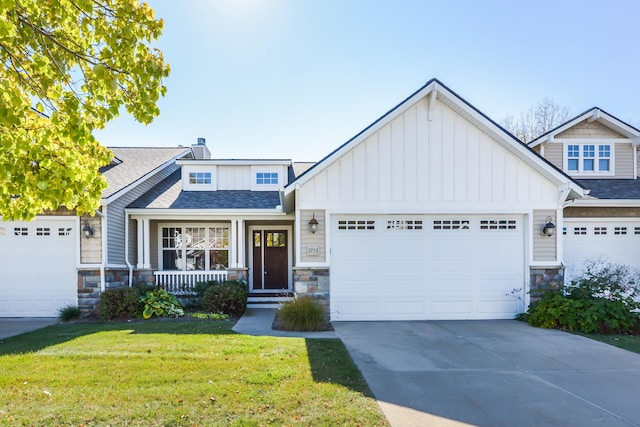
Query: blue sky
95 0 640 162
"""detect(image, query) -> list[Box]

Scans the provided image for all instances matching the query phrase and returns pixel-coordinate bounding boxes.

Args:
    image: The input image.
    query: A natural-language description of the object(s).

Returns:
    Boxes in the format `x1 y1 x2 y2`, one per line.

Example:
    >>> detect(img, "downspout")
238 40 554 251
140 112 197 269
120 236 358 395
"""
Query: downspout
95 207 106 292
124 209 133 287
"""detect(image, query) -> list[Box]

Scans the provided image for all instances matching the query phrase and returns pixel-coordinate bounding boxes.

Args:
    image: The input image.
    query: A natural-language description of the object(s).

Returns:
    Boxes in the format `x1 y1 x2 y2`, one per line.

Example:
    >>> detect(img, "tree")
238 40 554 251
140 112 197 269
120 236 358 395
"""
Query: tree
0 0 169 220
501 98 570 143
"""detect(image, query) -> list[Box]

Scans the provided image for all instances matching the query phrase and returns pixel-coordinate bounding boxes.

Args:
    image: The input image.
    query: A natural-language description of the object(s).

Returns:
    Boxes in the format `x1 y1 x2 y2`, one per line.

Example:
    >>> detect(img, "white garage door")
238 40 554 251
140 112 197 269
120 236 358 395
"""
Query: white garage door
0 218 77 317
563 219 640 281
331 215 525 321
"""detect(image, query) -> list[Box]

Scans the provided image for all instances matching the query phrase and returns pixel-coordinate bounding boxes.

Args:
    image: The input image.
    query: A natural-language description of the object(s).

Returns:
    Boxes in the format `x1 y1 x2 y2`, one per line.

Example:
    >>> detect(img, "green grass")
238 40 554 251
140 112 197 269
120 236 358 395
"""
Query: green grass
0 319 388 426
579 333 640 354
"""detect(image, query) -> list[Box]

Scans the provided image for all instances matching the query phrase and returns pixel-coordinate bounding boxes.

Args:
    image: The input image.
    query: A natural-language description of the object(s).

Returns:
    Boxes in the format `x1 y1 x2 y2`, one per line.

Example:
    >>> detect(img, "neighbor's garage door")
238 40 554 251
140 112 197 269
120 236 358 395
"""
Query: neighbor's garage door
331 215 524 321
563 219 640 281
0 218 77 317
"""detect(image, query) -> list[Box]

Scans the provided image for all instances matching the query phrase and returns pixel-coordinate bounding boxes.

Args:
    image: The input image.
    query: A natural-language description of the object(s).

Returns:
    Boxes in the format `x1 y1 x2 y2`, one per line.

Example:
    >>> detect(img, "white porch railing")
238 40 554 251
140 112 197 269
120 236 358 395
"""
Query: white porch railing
154 270 229 294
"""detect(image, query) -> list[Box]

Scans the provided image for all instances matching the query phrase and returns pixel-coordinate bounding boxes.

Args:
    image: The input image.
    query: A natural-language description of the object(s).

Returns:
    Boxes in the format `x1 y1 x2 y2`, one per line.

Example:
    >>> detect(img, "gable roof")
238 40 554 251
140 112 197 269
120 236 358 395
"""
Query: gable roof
127 170 282 210
284 78 584 199
101 147 191 201
528 107 640 148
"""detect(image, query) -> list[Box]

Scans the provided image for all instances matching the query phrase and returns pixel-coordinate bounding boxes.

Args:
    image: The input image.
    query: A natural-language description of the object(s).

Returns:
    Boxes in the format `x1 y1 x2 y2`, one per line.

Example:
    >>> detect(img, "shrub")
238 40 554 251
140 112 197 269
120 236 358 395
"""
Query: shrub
526 260 640 334
201 280 248 317
58 304 81 322
99 286 146 320
140 289 184 319
278 298 325 331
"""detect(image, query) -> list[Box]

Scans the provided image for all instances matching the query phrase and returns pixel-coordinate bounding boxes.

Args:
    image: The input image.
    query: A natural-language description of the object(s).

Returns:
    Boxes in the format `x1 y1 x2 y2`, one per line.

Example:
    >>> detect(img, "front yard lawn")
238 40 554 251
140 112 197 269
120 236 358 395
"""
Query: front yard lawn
579 333 640 354
0 319 388 426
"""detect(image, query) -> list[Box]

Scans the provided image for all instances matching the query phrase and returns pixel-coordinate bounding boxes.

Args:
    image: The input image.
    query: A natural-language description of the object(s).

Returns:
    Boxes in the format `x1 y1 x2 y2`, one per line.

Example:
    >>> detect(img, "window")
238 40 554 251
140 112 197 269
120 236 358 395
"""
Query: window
387 220 423 230
433 219 469 230
338 220 375 230
36 227 51 236
566 144 611 174
188 172 212 185
161 226 229 271
14 227 28 236
573 227 587 235
594 227 607 235
480 219 516 230
58 227 72 236
256 172 278 185
614 227 627 235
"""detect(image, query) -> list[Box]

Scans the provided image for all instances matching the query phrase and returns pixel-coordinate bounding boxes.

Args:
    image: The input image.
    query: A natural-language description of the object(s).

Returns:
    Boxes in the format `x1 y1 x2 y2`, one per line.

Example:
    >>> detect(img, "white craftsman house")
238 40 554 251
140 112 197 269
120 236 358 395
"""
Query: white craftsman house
7 78 640 321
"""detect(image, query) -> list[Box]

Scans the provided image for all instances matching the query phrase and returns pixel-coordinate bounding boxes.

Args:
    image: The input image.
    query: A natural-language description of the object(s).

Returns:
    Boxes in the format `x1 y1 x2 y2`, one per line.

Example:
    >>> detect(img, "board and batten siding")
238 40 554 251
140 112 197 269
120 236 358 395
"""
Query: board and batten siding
106 163 180 266
298 97 559 210
533 210 556 262
300 210 326 262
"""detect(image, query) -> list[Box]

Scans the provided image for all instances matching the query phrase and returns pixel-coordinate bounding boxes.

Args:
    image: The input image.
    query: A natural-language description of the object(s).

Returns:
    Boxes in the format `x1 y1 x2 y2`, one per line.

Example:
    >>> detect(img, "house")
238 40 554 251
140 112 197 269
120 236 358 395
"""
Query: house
5 78 639 321
528 109 640 280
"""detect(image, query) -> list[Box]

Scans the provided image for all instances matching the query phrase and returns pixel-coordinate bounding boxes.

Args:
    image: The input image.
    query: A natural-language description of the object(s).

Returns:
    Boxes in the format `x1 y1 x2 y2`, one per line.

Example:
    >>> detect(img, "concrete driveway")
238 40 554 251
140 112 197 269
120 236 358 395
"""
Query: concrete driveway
333 320 640 427
0 318 58 340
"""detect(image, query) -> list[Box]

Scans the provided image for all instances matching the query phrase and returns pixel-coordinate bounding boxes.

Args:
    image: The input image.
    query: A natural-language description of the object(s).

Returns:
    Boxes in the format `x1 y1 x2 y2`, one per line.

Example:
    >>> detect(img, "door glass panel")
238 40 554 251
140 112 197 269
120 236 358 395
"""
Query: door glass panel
254 231 261 247
266 232 286 248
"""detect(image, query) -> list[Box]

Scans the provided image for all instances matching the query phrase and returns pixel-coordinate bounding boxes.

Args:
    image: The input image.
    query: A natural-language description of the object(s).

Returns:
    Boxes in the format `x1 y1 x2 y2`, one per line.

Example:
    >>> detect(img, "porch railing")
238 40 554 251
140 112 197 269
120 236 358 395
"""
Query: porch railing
154 270 229 294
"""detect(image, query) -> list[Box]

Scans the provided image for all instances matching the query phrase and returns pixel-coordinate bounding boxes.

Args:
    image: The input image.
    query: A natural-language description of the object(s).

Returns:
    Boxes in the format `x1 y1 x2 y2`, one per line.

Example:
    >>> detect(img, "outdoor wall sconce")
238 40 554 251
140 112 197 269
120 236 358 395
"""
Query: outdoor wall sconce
83 222 95 238
308 213 319 234
542 216 556 237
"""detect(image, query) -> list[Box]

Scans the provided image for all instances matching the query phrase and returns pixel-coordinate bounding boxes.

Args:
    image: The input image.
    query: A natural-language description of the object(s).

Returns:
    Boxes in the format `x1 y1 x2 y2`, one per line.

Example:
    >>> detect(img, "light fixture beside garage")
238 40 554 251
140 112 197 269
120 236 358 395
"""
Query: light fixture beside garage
83 222 95 238
542 216 556 237
308 213 319 234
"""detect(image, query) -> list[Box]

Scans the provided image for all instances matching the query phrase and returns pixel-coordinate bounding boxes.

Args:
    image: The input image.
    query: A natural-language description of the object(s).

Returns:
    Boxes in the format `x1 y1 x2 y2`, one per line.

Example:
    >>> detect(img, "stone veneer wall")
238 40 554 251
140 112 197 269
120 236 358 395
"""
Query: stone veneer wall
293 267 330 315
78 268 249 316
529 267 564 302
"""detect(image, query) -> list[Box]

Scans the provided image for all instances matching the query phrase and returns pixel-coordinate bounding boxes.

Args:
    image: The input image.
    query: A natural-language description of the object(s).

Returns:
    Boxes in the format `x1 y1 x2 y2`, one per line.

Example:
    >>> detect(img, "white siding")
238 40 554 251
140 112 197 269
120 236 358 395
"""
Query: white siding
299 97 559 211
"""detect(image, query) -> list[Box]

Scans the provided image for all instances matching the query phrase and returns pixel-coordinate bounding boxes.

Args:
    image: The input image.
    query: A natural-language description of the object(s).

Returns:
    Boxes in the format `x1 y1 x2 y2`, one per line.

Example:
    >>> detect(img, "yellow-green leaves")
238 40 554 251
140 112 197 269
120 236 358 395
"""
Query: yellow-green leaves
0 0 169 220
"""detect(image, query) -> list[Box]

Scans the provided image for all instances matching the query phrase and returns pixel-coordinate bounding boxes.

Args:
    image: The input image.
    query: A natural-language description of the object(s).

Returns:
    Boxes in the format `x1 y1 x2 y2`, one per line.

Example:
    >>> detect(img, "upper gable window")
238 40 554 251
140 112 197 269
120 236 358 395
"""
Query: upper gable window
189 172 212 185
566 144 612 175
256 172 278 185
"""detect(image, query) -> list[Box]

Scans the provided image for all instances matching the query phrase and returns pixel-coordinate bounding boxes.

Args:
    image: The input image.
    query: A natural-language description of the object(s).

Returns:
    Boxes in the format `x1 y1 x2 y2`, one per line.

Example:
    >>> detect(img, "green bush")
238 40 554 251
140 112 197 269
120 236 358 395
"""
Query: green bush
201 280 248 317
526 260 640 334
140 289 184 319
58 304 82 321
278 298 325 331
99 286 146 320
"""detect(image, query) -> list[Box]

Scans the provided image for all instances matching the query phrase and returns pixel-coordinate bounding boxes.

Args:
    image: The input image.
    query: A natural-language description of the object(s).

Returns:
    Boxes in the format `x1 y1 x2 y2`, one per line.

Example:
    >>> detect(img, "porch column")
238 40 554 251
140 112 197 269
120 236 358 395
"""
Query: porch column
143 219 151 269
136 218 151 269
237 219 245 268
230 220 238 268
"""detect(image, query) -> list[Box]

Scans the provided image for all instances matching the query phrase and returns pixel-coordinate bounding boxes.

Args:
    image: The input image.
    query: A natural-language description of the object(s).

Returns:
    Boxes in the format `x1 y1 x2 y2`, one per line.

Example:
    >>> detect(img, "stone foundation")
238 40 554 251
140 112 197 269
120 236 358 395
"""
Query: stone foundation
293 267 330 315
529 266 564 302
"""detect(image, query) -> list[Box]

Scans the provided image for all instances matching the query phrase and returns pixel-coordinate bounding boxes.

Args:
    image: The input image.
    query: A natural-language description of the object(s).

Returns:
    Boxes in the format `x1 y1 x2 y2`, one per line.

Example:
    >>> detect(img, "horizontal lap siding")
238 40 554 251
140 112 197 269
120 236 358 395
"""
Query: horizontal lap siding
106 163 180 266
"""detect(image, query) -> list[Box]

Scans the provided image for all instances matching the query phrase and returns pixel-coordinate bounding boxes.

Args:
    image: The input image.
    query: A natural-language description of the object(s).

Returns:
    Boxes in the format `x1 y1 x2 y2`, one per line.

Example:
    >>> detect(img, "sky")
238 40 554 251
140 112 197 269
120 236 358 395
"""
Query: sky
95 0 640 162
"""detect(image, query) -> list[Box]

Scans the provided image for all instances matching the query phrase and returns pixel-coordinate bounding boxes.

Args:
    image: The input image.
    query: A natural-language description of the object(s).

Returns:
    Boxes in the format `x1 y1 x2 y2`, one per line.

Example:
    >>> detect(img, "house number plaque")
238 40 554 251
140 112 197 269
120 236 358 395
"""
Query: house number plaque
306 246 320 256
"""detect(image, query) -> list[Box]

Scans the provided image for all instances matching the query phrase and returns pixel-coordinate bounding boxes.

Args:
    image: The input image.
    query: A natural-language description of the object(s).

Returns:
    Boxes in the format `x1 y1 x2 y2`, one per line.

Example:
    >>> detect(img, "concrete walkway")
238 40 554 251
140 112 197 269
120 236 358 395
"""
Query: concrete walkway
0 318 58 340
232 308 337 338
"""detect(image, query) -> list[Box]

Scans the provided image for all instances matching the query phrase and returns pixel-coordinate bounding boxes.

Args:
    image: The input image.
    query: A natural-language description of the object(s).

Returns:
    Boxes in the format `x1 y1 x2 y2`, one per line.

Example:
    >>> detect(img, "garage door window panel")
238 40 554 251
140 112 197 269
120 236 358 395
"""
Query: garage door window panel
480 219 517 230
338 220 375 230
433 220 470 230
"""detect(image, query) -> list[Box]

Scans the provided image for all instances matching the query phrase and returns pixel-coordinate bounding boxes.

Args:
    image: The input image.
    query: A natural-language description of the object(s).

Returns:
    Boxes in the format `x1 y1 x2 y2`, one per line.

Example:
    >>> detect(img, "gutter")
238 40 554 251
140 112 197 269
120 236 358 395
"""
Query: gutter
124 209 134 287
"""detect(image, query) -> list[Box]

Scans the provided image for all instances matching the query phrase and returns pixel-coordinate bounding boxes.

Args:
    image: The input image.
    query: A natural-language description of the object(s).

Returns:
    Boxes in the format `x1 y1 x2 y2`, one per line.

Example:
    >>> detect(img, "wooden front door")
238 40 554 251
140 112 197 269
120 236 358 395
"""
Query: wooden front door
251 229 289 291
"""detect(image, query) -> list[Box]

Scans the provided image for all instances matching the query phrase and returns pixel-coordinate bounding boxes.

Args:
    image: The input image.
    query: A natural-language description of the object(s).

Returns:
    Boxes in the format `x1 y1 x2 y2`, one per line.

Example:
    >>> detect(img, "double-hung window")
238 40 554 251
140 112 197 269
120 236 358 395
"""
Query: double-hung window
566 143 611 174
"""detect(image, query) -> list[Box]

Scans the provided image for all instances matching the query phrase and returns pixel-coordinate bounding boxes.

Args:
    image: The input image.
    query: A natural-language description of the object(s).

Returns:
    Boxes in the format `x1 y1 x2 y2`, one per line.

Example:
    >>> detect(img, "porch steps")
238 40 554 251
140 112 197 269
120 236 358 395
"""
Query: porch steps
247 293 293 309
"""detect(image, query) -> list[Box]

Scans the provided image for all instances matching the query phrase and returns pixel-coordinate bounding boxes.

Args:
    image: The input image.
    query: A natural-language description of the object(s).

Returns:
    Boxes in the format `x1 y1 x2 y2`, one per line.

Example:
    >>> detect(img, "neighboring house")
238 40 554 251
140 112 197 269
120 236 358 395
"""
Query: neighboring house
6 78 639 321
528 109 640 280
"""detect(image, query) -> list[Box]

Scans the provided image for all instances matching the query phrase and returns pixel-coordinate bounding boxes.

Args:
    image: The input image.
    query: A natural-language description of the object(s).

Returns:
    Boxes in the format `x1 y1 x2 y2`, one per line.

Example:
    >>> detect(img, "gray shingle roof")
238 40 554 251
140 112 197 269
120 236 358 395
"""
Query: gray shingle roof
101 147 191 199
576 179 640 200
128 170 282 209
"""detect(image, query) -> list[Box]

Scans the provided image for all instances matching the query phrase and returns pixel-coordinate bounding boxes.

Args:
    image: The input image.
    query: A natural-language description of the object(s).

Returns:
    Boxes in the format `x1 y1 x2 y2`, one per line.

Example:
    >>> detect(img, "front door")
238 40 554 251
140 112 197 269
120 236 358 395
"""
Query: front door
251 229 290 292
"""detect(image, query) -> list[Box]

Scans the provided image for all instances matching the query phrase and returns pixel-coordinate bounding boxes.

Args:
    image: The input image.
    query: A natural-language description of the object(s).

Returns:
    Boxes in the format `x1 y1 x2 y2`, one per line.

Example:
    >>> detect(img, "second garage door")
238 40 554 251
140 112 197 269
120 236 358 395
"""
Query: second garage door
331 215 525 321
563 219 640 281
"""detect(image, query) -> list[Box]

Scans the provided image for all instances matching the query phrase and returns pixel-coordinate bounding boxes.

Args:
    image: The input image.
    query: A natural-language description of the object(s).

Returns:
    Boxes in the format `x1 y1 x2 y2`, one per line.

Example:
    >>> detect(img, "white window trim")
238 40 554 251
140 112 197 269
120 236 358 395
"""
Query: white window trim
250 165 283 191
181 165 217 191
563 142 615 177
158 223 230 271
